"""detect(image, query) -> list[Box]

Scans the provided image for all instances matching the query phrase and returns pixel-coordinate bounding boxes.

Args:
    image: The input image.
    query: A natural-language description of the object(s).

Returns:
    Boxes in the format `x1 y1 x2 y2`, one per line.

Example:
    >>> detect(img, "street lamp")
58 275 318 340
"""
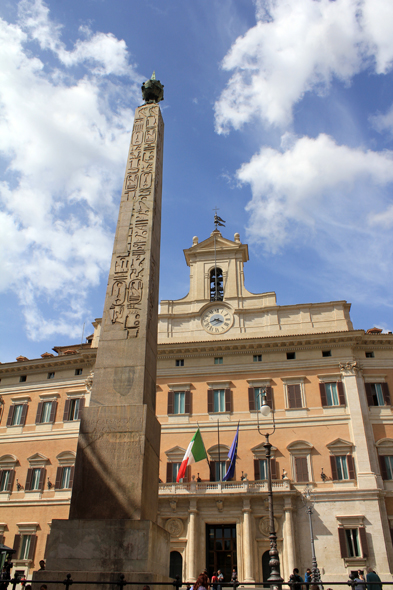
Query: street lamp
302 485 322 586
257 389 283 590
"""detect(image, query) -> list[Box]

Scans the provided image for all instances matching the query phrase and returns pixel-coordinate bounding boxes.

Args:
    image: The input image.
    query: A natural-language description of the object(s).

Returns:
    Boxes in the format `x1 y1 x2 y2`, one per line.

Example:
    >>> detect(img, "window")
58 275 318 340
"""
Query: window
255 459 267 479
25 467 45 491
0 470 12 492
214 357 223 365
166 462 190 483
365 351 375 358
55 466 74 489
210 267 224 301
248 386 273 411
253 453 278 480
319 381 345 406
75 368 83 376
63 397 85 421
287 384 303 409
47 372 55 379
20 535 32 559
365 382 390 406
378 454 393 480
287 352 296 360
167 390 191 415
6 404 28 427
215 461 227 481
253 355 262 362
175 359 184 367
330 454 356 480
13 533 37 561
215 390 225 412
19 375 27 383
295 457 309 482
338 525 368 559
322 350 332 357
36 400 57 424
208 387 231 413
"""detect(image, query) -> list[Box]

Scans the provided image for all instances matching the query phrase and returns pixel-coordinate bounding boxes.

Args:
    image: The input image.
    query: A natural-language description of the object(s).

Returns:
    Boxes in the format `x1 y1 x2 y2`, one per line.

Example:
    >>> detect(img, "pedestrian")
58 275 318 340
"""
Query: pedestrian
304 568 312 590
231 568 238 582
212 571 218 590
38 561 46 571
289 568 303 590
348 573 363 590
217 569 224 590
366 567 382 590
193 572 209 590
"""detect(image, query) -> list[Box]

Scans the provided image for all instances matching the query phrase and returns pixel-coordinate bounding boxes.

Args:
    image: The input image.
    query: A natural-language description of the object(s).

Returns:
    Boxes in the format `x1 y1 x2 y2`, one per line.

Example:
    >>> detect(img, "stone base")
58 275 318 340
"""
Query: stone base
36 518 171 588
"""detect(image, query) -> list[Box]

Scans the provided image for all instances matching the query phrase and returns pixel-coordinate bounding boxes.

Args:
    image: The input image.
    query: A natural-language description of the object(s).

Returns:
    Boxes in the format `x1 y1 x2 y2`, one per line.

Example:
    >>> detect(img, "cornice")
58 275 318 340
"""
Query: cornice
0 350 96 376
0 377 88 395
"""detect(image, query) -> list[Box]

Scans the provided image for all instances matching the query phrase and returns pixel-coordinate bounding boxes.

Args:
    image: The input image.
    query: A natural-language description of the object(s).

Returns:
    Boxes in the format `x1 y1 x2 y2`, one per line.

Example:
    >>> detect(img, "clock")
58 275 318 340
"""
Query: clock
201 306 233 334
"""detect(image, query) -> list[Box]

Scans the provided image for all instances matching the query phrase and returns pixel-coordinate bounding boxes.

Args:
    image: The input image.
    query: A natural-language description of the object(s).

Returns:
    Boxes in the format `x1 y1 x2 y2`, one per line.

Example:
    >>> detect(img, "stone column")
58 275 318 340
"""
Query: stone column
283 498 296 581
242 498 254 582
340 362 381 489
187 500 198 582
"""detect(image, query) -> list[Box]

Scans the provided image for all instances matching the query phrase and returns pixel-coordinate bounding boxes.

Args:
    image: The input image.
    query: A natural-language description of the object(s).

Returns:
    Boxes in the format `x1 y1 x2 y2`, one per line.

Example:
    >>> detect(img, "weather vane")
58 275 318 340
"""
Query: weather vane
213 207 225 230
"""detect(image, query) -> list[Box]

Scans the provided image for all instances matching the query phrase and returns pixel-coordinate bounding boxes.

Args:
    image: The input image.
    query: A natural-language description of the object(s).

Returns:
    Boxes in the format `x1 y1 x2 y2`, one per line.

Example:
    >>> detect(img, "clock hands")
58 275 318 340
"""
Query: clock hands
211 317 224 325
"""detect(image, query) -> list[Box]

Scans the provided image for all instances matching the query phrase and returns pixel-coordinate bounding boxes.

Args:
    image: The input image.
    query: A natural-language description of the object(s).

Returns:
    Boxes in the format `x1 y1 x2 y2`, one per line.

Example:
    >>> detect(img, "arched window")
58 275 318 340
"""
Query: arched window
210 267 223 301
169 551 182 579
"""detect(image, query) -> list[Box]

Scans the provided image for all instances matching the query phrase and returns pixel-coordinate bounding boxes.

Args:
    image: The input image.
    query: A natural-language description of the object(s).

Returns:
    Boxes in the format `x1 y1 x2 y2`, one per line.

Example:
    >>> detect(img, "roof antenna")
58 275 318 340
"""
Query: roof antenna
212 208 226 301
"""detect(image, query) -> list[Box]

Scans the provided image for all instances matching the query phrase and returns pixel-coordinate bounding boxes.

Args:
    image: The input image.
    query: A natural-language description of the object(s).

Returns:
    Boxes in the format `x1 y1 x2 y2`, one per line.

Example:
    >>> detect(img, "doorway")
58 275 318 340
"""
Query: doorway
262 550 270 588
206 524 237 580
169 551 182 579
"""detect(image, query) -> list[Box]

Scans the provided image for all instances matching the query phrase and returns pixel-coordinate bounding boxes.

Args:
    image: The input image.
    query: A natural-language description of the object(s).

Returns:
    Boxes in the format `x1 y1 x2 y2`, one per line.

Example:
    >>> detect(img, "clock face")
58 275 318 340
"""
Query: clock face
201 306 233 334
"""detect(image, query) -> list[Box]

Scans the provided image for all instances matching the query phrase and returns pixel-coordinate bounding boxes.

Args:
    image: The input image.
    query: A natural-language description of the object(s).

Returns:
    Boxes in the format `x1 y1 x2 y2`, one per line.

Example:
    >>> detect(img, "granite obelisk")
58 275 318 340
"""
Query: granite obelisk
38 74 170 584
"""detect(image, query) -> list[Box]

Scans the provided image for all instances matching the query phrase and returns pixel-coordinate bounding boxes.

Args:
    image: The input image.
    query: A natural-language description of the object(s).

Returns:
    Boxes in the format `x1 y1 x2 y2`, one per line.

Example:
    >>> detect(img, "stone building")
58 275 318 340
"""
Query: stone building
1 230 393 584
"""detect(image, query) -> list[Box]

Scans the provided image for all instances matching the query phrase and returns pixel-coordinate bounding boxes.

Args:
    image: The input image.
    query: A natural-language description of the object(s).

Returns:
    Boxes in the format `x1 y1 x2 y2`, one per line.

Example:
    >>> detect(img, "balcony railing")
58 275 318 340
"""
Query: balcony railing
159 479 291 494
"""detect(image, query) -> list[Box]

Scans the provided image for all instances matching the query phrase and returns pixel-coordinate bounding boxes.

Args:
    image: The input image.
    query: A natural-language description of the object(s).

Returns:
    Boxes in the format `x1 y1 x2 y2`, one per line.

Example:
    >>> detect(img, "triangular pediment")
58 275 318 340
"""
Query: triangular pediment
165 446 186 461
326 438 353 454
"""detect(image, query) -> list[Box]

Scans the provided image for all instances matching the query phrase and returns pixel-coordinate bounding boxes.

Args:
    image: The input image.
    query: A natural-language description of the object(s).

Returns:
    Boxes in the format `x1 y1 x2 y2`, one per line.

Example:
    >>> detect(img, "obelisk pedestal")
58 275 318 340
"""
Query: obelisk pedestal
35 76 171 588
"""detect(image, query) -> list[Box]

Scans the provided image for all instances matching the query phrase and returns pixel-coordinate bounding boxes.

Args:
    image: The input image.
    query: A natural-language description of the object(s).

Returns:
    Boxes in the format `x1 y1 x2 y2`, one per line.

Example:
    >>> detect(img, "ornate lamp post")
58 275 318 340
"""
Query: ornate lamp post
302 485 322 586
257 389 283 590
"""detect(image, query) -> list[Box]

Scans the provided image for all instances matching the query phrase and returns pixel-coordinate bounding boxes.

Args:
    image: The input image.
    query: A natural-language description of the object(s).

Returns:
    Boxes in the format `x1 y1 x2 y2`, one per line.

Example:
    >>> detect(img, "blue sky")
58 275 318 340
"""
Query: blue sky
1 0 393 363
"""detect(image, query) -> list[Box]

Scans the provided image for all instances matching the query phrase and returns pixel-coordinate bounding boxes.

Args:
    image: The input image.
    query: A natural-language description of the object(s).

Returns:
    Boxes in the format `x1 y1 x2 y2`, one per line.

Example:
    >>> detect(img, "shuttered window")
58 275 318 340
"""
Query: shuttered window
365 383 391 406
330 455 356 480
319 382 345 406
0 469 15 492
287 384 302 408
294 457 309 482
208 389 232 413
254 458 277 480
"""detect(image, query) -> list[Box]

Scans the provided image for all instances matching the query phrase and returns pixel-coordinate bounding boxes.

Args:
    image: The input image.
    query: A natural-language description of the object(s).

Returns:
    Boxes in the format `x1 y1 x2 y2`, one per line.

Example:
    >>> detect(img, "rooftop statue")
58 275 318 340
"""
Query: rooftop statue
141 71 164 103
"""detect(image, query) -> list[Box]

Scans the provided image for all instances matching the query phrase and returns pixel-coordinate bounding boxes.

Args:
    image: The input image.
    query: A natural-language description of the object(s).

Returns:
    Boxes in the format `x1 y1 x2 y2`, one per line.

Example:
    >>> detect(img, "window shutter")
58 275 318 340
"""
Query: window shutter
25 468 33 491
63 399 70 421
266 387 273 409
20 404 28 426
7 470 15 492
287 385 296 408
209 461 216 482
38 468 46 491
330 455 338 480
319 383 328 406
6 406 15 426
382 383 391 405
77 397 85 419
337 381 346 405
166 463 173 483
248 388 256 411
254 459 260 480
225 389 231 412
347 454 356 479
365 383 374 406
28 534 37 560
13 534 21 558
49 401 58 423
379 455 388 480
185 390 191 414
69 466 75 489
295 457 308 482
167 390 174 414
359 526 368 557
35 402 43 424
55 467 63 489
185 465 191 483
207 389 214 413
338 528 348 558
271 458 277 480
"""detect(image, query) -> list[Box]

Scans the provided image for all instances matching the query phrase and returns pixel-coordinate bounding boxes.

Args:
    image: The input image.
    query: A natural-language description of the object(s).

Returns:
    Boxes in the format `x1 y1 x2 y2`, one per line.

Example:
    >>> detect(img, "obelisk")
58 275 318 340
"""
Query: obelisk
38 74 171 584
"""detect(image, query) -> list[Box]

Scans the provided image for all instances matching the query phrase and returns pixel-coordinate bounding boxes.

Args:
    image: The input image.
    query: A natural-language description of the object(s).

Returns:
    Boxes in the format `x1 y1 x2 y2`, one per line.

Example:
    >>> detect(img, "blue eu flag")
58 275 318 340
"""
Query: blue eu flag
223 424 239 481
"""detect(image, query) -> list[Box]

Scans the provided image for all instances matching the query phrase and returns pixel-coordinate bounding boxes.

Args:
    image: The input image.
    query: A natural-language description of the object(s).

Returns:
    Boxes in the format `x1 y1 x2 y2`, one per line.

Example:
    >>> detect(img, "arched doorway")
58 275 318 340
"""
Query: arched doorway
170 551 183 579
262 550 270 588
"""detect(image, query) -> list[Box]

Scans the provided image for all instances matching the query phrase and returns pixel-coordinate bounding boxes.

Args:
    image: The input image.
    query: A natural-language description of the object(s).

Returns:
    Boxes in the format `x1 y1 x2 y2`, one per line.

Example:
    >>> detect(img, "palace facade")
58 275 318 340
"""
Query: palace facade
1 231 393 585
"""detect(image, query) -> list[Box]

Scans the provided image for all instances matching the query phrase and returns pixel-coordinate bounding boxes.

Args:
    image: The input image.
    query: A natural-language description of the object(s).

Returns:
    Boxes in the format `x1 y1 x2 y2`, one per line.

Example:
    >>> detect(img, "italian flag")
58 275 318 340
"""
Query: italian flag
176 429 207 482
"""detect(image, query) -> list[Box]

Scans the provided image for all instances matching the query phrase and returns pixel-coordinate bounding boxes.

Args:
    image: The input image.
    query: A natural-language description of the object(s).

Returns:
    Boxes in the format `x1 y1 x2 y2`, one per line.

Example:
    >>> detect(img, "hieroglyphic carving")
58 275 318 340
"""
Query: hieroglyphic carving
108 104 162 338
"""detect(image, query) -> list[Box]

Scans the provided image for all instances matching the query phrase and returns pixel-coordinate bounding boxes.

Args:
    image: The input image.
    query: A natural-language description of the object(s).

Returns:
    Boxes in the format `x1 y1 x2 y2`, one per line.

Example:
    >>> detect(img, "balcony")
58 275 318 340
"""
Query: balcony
159 479 291 495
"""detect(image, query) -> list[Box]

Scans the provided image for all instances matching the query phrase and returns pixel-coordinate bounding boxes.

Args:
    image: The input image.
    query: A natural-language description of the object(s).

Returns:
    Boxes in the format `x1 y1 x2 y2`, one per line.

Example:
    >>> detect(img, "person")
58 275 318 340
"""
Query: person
304 568 312 590
366 568 382 590
38 561 46 571
217 570 224 590
231 568 238 582
212 572 218 590
348 573 363 590
289 568 303 590
193 572 209 590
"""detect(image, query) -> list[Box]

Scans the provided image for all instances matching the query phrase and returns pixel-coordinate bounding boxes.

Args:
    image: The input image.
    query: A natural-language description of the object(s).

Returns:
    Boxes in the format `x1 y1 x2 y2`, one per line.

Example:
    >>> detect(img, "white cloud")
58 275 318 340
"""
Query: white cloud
0 0 143 340
214 0 393 132
238 133 393 297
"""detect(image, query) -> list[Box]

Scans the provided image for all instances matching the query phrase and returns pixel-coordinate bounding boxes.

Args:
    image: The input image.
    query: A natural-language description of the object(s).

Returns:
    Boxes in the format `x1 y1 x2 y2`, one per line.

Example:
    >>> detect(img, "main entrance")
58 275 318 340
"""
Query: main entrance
206 524 237 580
